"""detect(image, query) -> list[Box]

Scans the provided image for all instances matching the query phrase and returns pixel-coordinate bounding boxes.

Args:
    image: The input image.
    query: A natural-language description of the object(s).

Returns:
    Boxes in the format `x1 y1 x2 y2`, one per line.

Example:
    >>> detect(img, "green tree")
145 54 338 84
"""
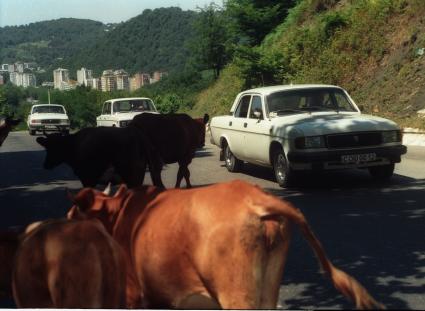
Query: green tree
191 4 231 78
225 0 297 46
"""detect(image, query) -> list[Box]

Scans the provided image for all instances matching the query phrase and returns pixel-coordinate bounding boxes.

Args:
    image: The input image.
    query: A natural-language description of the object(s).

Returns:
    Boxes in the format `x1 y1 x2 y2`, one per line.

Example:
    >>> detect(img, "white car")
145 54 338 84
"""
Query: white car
209 84 407 187
27 104 70 135
96 97 159 127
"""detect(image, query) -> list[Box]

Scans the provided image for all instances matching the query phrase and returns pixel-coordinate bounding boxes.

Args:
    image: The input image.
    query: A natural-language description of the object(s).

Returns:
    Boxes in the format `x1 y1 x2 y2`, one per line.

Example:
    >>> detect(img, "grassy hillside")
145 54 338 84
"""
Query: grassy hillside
193 0 425 128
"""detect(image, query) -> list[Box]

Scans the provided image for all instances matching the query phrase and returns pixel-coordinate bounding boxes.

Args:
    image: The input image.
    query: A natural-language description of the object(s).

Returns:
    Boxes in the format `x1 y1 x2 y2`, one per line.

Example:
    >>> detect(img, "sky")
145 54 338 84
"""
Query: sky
0 0 218 27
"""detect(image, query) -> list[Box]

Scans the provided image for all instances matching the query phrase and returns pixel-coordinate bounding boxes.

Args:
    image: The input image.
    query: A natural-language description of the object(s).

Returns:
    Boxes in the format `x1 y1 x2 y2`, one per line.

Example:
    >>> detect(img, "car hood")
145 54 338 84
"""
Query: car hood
29 113 69 120
270 112 400 137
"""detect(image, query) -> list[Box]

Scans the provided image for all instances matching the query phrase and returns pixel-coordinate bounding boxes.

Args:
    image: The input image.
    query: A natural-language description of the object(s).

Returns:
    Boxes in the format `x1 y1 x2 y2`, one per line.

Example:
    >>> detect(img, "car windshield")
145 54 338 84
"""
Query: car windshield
267 88 357 116
33 106 65 114
113 99 156 113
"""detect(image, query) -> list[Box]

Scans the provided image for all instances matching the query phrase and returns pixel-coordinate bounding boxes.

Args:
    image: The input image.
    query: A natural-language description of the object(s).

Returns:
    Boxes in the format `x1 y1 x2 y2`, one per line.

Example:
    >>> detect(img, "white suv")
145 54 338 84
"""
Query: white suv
27 104 70 135
96 97 159 127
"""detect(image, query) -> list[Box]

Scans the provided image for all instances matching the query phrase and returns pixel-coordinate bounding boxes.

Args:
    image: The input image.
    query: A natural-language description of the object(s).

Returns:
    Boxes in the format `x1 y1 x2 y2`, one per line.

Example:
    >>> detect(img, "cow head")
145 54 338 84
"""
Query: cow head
67 184 128 233
36 134 72 169
194 114 209 148
0 117 21 147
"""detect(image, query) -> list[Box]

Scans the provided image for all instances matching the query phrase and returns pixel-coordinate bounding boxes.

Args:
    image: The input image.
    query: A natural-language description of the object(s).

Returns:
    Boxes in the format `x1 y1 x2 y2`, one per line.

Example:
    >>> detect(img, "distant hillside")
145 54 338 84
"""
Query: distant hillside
193 0 425 128
0 7 198 79
0 18 108 68
62 7 198 75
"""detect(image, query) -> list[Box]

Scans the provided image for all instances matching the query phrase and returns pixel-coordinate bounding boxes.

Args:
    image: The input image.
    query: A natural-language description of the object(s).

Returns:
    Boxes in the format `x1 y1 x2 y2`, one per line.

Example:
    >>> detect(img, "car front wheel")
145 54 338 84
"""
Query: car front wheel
272 149 294 188
224 144 243 172
368 163 395 181
29 129 36 136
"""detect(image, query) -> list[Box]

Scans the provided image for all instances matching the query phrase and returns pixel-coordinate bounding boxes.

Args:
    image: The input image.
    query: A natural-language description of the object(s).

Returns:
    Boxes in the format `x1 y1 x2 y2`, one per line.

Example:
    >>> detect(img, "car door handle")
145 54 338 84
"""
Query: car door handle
244 122 247 128
229 121 232 126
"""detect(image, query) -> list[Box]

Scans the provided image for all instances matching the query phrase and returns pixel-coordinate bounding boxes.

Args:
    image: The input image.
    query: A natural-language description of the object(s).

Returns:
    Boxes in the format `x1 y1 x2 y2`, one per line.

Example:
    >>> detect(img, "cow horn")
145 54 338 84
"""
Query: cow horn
103 183 112 196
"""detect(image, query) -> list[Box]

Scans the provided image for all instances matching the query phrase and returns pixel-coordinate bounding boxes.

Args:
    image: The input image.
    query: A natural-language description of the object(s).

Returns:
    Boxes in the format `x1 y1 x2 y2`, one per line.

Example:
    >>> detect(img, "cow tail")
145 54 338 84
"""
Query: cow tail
255 197 385 310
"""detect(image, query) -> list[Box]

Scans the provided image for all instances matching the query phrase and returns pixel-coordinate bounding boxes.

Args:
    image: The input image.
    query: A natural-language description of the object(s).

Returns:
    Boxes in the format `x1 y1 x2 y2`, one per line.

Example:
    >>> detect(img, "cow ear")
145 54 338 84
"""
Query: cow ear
114 184 128 198
36 137 48 147
72 188 95 212
203 114 209 124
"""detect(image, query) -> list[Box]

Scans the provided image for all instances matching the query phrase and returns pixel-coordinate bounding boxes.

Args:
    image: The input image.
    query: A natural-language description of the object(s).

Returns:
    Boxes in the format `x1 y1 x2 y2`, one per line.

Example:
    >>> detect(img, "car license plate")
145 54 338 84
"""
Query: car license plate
341 153 376 164
45 125 56 129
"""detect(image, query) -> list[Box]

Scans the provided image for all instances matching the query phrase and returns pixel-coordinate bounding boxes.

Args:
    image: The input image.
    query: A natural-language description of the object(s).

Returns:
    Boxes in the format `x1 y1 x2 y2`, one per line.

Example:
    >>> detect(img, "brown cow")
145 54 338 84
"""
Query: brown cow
68 180 384 309
0 117 21 147
129 113 209 188
12 219 127 308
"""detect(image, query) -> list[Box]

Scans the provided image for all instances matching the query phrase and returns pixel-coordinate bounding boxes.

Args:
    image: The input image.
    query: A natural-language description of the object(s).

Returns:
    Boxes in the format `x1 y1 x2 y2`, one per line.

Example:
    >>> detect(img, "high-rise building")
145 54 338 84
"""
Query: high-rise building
0 75 4 85
101 70 116 92
114 69 129 91
130 73 150 91
53 68 70 90
77 67 93 86
9 72 36 87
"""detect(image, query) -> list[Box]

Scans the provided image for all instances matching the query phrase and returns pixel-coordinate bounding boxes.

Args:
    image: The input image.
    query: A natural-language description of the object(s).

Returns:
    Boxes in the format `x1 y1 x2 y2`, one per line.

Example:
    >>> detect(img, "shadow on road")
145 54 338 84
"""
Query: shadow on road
0 150 79 228
264 174 425 309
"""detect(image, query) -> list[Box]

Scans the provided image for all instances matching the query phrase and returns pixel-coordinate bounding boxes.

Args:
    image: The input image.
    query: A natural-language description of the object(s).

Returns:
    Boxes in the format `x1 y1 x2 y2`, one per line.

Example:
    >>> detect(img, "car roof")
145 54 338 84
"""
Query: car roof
240 84 343 96
106 97 153 102
31 104 65 107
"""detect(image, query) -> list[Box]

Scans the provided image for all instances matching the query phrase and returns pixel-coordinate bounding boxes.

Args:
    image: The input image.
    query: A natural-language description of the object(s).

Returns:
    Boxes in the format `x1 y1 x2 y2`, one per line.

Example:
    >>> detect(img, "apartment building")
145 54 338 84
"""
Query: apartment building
114 69 129 91
87 77 101 90
0 75 3 85
9 71 37 87
53 68 70 90
101 70 116 92
77 67 93 86
130 73 150 91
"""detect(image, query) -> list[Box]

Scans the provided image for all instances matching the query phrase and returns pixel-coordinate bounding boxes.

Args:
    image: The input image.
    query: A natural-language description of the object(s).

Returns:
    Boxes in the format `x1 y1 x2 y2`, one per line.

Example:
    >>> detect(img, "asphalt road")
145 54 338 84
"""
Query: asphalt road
1 131 424 309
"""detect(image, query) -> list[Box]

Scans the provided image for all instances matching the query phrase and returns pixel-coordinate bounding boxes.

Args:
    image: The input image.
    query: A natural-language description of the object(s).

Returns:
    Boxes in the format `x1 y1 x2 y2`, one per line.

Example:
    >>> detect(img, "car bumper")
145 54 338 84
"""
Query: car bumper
287 145 407 170
29 125 70 132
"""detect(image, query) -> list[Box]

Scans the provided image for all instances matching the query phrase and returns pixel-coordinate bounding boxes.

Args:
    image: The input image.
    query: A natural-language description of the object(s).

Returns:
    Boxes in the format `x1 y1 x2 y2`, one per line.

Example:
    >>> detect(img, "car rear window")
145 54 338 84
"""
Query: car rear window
33 106 65 114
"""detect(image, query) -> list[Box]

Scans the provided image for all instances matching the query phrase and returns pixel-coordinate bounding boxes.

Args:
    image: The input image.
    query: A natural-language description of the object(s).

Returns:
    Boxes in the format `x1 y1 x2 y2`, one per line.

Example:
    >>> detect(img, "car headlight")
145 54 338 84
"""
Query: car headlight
382 130 401 143
295 136 325 149
31 119 41 124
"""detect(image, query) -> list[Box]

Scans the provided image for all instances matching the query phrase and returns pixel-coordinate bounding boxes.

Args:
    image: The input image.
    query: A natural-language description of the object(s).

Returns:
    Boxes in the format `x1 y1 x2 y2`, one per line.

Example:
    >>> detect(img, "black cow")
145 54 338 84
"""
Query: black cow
36 126 159 188
0 117 21 147
129 113 209 188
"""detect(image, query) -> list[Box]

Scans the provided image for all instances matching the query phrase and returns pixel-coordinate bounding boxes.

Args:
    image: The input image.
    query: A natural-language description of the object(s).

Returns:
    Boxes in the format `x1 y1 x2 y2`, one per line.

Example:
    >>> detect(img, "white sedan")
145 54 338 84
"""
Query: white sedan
96 97 159 128
209 84 407 187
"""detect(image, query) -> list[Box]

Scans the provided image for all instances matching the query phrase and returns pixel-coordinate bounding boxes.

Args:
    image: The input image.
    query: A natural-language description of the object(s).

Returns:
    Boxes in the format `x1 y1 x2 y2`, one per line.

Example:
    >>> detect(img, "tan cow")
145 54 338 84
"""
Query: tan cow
68 180 384 309
12 218 127 308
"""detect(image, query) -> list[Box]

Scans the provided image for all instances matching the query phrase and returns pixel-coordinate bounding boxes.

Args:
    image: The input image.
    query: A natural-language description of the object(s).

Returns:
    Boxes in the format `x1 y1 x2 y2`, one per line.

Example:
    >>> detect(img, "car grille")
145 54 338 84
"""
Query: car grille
41 119 61 124
326 132 382 149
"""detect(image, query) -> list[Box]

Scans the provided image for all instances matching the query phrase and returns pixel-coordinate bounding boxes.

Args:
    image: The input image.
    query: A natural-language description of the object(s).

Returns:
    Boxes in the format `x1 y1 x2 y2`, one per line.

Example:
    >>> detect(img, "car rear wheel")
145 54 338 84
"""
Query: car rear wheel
368 163 395 181
224 144 243 172
272 149 294 188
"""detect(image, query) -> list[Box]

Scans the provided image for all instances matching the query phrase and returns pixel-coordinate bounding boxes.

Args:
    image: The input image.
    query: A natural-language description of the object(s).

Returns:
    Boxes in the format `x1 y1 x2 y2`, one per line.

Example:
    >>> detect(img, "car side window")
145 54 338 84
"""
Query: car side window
102 102 111 115
234 95 251 118
249 96 263 119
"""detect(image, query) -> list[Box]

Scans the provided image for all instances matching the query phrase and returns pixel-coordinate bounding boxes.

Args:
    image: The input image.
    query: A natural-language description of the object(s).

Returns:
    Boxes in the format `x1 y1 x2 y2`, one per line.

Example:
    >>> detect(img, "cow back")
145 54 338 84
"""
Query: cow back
129 113 206 164
12 219 126 308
